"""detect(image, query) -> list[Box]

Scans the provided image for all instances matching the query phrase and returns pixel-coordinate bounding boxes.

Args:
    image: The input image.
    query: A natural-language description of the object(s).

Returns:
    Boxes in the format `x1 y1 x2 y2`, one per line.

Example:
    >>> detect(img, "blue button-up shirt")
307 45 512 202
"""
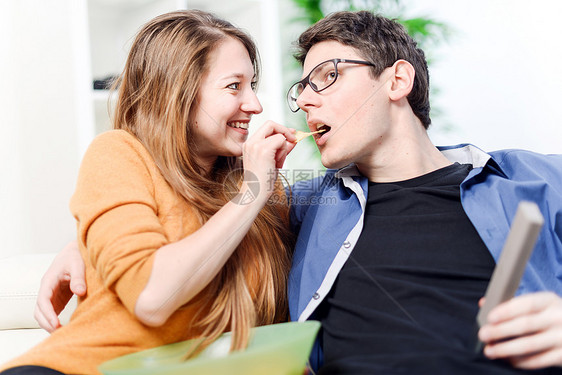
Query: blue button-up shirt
288 144 562 369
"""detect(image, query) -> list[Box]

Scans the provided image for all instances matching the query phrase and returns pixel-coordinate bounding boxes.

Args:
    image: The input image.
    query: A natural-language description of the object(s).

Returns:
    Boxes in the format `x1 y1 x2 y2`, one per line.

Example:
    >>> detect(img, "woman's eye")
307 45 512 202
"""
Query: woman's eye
251 82 257 91
227 82 240 90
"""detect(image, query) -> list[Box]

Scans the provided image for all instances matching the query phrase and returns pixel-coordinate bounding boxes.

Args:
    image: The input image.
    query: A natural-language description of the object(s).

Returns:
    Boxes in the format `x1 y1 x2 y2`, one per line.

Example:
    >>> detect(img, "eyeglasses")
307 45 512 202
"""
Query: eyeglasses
287 58 375 112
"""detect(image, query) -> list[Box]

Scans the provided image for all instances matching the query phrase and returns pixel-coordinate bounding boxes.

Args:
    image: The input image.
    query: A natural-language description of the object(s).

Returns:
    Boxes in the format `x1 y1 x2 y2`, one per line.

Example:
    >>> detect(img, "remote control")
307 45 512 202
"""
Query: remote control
475 201 544 351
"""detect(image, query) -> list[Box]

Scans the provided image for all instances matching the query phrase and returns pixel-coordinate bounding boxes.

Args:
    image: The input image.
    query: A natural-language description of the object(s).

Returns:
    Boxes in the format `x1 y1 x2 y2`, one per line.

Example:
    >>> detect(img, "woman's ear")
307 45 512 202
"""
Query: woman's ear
388 59 415 101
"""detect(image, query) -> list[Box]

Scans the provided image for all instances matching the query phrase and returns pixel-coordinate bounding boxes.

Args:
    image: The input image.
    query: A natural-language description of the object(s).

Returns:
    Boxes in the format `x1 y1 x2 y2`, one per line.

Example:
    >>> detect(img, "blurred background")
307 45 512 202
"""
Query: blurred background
1 0 561 258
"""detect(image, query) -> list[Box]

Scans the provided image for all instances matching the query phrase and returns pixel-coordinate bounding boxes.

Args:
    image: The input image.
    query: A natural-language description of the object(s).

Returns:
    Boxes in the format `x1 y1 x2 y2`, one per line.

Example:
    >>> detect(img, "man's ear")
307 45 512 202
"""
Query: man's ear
388 59 415 101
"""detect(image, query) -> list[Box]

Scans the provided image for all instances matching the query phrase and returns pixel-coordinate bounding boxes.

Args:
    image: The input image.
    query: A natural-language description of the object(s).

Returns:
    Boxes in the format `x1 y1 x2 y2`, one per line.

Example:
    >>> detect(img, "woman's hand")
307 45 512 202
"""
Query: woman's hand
34 240 86 332
135 122 296 326
241 121 296 203
478 291 562 369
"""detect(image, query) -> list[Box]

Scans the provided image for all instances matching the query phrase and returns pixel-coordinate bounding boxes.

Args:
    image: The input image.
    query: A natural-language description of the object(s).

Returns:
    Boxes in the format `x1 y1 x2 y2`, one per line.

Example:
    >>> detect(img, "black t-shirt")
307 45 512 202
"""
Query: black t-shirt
316 163 560 375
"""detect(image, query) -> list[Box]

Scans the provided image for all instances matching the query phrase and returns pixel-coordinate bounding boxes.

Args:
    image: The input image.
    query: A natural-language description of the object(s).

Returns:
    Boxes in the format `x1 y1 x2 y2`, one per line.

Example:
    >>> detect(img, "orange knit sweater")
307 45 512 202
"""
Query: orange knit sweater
2 130 224 374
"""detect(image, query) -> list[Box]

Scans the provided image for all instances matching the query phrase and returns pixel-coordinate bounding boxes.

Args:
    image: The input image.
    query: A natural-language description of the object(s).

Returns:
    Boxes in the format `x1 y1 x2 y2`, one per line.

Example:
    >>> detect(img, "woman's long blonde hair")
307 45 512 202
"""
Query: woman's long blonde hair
111 10 293 354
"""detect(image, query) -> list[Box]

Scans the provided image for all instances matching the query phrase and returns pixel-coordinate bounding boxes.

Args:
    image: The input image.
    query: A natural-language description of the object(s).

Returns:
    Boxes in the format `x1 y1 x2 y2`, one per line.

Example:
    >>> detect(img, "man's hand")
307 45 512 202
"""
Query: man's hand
34 240 86 332
478 292 562 369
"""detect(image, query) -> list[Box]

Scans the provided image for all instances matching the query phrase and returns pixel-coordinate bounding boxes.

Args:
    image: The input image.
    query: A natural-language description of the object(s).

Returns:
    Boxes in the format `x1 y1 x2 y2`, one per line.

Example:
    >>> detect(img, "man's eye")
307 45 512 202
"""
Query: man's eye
227 82 240 90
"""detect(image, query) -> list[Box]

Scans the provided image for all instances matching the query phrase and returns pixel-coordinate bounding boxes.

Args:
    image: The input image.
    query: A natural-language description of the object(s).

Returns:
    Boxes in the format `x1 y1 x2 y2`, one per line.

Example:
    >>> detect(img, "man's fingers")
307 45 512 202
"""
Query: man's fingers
67 247 86 296
34 307 54 333
36 309 59 333
479 312 551 343
487 292 558 323
69 278 86 296
34 240 85 332
35 272 71 331
509 347 562 369
480 292 562 369
484 329 561 360
35 294 60 333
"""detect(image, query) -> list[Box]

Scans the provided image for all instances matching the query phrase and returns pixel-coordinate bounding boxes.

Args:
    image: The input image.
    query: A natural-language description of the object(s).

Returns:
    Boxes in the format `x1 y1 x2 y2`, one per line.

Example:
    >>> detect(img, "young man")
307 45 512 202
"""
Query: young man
286 10 562 374
34 10 562 375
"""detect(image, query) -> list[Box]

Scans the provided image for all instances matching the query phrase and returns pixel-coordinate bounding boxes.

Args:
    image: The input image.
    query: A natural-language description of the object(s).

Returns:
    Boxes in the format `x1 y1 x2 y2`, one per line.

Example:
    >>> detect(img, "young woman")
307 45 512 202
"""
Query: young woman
1 10 296 375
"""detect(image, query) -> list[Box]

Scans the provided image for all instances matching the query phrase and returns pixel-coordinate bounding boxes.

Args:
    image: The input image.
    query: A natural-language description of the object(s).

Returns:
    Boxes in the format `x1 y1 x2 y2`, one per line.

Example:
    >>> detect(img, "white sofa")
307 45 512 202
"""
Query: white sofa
0 253 76 364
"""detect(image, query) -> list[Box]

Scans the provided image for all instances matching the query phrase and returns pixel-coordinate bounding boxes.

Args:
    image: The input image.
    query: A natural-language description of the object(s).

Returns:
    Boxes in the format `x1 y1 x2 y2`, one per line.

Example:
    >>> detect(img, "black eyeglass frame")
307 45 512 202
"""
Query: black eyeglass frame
286 58 375 112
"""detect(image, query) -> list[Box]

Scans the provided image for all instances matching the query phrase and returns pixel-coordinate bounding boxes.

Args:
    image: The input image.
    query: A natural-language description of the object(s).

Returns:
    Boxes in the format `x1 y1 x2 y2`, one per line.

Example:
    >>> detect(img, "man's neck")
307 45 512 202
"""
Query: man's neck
356 117 451 183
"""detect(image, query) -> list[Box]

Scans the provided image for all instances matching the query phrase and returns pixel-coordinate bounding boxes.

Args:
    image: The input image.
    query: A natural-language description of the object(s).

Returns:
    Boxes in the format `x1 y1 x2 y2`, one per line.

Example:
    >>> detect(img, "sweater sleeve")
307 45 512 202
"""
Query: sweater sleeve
70 130 169 315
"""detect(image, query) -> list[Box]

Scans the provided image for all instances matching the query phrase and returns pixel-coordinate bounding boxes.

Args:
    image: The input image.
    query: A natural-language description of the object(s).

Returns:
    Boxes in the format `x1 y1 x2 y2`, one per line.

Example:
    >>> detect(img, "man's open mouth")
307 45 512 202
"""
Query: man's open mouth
317 124 331 134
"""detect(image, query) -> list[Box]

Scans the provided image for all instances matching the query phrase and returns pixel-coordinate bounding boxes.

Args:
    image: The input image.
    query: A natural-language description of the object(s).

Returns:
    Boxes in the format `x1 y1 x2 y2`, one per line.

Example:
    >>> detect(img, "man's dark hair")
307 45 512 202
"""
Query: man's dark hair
295 11 431 129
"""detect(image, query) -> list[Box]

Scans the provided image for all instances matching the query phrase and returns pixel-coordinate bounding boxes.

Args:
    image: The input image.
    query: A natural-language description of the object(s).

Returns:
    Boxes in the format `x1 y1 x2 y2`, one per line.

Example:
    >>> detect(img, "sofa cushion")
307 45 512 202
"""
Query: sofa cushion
0 253 77 365
0 253 76 330
0 328 50 364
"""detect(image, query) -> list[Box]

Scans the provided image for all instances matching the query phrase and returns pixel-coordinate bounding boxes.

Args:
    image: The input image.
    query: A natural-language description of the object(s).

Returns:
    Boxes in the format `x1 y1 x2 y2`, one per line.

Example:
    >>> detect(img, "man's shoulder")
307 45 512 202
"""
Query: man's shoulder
438 143 562 173
489 148 562 160
489 148 562 174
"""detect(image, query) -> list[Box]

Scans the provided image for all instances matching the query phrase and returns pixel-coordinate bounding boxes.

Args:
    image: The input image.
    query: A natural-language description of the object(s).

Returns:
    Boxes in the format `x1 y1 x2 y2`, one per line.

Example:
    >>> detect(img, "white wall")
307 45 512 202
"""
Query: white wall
0 1 86 257
2 0 561 259
405 0 562 154
281 0 562 171
0 0 285 258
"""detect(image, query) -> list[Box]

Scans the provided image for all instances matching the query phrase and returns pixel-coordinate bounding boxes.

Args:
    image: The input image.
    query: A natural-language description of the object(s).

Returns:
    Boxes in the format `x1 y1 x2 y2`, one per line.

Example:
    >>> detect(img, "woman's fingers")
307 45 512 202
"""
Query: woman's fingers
244 133 287 164
251 120 296 143
240 121 297 202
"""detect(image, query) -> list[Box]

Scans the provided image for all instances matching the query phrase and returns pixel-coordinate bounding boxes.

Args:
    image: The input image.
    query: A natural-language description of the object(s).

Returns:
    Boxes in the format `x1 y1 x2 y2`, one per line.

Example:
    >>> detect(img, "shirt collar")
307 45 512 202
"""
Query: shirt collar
438 144 507 178
438 143 490 167
333 144 507 179
334 164 359 179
